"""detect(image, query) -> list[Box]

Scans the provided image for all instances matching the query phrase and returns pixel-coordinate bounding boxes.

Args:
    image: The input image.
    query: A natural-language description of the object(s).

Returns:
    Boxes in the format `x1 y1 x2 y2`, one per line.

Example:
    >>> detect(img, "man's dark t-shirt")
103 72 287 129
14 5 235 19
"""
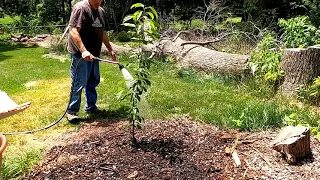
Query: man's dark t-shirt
67 0 107 57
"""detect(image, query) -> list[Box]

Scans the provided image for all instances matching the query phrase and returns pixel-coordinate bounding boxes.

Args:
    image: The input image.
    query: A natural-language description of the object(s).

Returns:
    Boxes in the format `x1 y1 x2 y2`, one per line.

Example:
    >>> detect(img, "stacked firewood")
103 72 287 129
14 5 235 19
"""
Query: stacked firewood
10 34 49 43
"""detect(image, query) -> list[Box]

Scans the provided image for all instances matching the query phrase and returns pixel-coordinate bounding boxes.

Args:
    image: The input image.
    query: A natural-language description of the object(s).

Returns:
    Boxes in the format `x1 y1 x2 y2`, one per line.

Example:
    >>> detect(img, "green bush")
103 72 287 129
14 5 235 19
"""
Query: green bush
169 20 188 31
248 33 283 84
52 27 62 35
278 16 320 48
116 31 131 42
297 77 320 105
0 8 4 18
190 19 205 30
229 102 284 131
106 31 116 41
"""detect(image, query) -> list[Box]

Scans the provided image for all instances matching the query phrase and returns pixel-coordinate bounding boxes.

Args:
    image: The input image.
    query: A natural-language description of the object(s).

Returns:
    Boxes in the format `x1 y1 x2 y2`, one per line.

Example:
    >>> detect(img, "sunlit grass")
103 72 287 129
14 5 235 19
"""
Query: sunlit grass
0 15 20 25
1 41 320 179
2 148 43 179
0 78 76 179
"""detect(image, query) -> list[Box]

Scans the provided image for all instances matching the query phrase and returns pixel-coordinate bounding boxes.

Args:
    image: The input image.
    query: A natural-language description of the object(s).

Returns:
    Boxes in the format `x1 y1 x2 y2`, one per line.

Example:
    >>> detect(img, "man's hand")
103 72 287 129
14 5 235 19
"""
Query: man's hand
81 50 94 61
110 50 116 61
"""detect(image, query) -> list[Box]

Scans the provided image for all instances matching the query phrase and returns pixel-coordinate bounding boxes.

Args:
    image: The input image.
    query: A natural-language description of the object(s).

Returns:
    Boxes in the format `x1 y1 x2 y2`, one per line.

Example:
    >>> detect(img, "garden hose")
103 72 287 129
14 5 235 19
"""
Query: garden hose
1 57 122 135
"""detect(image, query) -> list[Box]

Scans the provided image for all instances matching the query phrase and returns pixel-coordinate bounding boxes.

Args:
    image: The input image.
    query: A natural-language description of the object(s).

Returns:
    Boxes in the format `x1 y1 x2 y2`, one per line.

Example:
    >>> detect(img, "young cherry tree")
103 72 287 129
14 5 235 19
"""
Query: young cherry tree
122 3 160 142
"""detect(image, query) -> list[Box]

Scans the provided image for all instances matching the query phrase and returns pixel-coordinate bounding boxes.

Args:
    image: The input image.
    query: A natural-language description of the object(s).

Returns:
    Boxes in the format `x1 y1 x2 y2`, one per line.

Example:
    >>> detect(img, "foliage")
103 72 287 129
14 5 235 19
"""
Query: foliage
296 0 320 26
297 77 320 105
282 100 320 137
116 31 132 42
230 102 284 131
248 33 283 84
122 3 160 141
3 42 320 178
278 16 320 48
0 8 4 18
189 19 205 30
2 149 43 179
1 0 70 24
0 0 39 18
0 15 20 25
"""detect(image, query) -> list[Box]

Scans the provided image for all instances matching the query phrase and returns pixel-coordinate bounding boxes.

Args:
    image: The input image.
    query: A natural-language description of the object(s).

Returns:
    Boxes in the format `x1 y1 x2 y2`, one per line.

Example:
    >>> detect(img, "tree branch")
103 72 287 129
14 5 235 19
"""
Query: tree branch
180 33 231 46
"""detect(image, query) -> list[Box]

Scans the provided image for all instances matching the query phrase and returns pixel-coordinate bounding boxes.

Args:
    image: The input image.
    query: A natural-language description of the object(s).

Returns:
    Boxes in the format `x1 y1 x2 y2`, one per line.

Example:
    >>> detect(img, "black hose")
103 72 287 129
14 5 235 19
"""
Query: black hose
1 57 120 135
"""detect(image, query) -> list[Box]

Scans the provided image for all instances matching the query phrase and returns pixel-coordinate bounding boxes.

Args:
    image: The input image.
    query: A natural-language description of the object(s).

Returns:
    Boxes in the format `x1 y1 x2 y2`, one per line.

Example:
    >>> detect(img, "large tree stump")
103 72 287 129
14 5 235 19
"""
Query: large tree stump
272 126 311 164
280 46 320 95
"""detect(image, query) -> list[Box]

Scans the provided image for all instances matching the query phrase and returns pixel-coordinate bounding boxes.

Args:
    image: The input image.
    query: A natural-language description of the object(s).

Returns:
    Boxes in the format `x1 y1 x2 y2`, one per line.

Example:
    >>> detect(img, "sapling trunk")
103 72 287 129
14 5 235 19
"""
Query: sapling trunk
122 3 160 142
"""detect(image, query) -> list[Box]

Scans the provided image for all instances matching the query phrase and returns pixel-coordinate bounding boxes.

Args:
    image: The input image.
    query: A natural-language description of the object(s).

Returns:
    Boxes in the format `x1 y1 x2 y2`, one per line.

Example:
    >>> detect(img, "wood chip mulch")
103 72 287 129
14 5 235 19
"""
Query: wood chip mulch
24 115 320 180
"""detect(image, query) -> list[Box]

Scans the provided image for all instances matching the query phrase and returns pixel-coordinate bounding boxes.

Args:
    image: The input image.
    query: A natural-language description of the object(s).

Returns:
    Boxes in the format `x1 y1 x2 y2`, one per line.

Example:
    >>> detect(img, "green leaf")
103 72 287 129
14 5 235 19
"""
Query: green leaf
147 6 158 19
144 79 151 86
133 11 142 23
131 3 144 9
122 23 135 28
123 15 133 23
147 12 154 20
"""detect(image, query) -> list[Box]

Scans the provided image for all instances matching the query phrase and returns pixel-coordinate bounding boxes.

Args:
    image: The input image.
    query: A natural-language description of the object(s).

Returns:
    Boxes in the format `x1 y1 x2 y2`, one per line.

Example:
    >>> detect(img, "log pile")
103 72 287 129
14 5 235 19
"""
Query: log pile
10 34 50 43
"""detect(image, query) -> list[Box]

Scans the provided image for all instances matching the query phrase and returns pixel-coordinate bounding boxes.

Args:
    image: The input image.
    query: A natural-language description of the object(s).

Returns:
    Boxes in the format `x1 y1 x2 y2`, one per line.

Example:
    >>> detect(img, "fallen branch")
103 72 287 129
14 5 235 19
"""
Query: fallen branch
172 31 195 42
181 33 231 46
250 145 272 167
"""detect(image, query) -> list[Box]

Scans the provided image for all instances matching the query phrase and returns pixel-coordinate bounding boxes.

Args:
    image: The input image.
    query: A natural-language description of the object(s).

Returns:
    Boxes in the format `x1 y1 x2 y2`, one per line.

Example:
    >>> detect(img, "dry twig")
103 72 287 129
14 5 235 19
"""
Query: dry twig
250 145 272 167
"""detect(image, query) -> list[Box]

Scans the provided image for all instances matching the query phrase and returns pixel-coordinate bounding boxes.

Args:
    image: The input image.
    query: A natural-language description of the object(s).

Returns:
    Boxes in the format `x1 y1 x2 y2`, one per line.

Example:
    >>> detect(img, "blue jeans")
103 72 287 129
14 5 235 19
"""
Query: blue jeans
67 54 100 114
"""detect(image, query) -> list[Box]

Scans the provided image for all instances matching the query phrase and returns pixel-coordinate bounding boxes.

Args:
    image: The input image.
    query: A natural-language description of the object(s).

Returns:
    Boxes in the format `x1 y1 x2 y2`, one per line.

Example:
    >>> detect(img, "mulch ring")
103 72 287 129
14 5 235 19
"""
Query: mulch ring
25 115 320 180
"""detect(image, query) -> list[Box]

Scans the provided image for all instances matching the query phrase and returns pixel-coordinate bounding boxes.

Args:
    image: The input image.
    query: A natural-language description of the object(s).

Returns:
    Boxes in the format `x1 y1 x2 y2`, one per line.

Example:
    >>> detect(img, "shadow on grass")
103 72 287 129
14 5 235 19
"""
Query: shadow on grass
0 41 39 62
82 106 130 124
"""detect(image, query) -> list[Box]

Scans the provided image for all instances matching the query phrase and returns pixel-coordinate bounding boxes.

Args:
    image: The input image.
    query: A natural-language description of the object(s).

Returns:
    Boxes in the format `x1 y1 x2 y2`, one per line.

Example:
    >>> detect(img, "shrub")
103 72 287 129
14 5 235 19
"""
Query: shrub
116 31 131 42
190 19 205 30
297 77 320 105
52 27 62 35
0 8 4 18
248 33 283 84
278 16 320 48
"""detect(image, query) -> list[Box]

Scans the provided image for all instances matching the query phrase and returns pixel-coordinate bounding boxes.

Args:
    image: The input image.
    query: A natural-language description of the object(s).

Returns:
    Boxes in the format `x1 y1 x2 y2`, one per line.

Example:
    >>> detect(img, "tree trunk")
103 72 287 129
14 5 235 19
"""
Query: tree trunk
62 0 65 24
280 46 320 95
142 37 249 75
68 0 72 16
272 126 311 164
102 36 248 75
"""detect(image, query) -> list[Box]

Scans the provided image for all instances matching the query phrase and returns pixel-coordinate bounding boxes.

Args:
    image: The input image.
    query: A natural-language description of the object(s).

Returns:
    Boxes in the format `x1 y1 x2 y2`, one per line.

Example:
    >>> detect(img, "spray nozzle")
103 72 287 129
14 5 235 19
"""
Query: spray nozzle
118 64 124 70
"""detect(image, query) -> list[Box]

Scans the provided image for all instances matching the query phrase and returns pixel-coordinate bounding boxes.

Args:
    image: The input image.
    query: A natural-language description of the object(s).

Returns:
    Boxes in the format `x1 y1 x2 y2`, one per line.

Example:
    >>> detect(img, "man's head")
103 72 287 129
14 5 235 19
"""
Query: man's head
88 0 103 9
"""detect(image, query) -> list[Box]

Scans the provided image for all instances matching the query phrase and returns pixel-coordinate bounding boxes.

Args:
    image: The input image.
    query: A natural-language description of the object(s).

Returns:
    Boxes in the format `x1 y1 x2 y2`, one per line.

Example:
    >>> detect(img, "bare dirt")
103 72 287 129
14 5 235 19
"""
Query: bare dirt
25 115 320 180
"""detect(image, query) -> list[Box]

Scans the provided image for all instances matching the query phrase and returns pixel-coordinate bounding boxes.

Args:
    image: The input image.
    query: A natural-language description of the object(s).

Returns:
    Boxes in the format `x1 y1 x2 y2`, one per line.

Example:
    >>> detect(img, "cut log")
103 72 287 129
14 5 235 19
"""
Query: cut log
272 126 311 164
280 46 320 95
101 42 133 55
142 37 249 75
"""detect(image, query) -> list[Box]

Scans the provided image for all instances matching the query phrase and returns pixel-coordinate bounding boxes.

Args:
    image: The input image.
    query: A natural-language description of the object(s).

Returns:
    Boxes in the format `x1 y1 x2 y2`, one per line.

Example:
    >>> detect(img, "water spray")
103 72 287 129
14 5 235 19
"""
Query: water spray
93 57 135 88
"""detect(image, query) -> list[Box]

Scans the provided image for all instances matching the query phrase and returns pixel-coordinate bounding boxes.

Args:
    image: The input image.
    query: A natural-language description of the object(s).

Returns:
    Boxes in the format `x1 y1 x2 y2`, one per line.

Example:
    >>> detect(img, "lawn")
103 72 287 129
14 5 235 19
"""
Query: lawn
0 41 319 179
0 15 20 25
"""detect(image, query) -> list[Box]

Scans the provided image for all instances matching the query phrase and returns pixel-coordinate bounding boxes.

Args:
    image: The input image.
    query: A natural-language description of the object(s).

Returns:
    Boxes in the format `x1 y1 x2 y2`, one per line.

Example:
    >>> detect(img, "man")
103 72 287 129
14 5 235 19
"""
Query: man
66 0 116 123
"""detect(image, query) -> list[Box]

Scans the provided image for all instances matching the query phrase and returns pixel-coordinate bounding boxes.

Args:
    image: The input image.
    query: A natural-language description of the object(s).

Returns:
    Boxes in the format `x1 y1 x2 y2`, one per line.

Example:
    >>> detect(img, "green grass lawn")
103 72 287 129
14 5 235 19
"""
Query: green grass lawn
0 41 319 179
0 15 20 25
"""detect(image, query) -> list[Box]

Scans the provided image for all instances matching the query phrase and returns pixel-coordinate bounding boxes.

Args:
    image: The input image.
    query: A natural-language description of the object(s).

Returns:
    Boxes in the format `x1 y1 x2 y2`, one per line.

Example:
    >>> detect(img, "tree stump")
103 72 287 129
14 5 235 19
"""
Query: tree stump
272 126 311 164
280 46 320 95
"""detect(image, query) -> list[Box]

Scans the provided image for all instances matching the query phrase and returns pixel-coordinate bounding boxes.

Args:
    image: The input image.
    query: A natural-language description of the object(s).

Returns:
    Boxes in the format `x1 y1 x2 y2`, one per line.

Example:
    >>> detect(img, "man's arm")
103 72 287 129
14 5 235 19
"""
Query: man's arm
69 26 93 61
103 31 116 61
